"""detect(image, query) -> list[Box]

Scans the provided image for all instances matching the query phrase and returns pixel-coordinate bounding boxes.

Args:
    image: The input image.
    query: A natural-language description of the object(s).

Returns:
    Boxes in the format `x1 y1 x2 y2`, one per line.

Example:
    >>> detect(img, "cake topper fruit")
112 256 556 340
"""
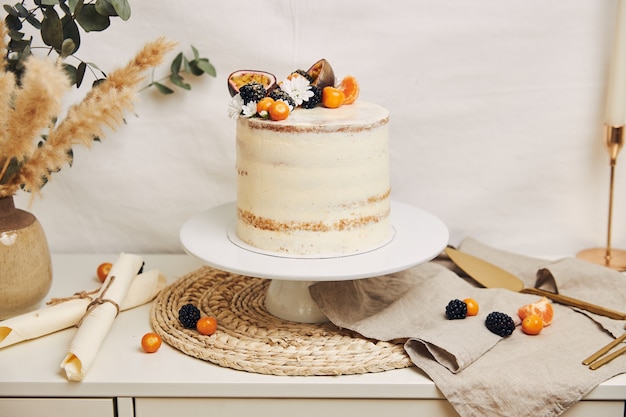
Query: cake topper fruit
227 59 359 121
227 70 277 97
306 58 335 89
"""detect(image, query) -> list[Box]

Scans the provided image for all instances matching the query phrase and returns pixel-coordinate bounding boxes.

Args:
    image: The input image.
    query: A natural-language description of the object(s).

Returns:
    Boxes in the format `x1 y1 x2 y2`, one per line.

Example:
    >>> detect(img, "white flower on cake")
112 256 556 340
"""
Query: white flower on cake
241 100 258 118
280 75 314 106
227 94 244 119
228 94 259 118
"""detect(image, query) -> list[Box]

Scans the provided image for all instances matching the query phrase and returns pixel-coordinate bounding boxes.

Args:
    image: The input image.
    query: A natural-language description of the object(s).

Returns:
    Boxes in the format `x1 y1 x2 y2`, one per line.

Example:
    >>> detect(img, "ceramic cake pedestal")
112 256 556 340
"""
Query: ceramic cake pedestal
180 201 448 324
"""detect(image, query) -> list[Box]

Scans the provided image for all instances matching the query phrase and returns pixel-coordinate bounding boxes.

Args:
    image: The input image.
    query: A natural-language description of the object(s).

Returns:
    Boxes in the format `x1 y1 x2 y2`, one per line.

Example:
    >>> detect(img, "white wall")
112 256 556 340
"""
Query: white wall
12 0 625 257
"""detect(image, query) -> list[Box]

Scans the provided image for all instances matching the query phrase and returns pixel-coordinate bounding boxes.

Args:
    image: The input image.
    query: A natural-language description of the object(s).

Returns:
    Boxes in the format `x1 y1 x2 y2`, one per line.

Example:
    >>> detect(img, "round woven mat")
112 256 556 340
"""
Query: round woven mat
150 266 411 376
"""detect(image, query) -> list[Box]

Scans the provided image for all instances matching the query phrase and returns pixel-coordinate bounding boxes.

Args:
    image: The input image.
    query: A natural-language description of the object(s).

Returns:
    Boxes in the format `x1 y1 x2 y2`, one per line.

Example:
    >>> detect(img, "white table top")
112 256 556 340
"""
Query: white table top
1 254 625 400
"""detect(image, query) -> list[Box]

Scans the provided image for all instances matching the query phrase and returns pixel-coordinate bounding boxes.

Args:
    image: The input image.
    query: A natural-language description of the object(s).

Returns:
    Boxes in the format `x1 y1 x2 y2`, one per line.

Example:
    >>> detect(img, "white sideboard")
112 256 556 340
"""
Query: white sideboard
0 254 624 417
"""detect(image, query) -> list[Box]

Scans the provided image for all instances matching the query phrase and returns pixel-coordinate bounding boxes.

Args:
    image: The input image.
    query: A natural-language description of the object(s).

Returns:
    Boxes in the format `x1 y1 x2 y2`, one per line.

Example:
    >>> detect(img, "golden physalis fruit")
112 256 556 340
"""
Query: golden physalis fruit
338 75 359 105
322 86 345 108
141 332 162 353
521 314 544 335
196 316 218 336
269 100 290 121
96 262 112 283
518 297 553 326
256 97 275 115
463 298 479 316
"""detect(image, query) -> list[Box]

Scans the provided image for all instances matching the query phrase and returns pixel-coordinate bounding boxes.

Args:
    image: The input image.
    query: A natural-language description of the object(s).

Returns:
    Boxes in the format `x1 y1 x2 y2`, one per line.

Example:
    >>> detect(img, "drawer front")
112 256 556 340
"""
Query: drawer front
136 397 625 417
0 398 114 417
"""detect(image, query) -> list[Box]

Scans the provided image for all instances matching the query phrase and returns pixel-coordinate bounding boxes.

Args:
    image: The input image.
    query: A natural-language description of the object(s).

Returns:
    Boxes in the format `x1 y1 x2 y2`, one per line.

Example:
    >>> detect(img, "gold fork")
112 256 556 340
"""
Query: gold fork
583 325 626 370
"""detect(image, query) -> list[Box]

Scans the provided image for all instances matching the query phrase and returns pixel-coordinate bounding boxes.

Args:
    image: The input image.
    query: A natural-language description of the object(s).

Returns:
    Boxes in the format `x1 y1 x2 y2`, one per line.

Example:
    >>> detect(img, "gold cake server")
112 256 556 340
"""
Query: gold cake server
445 247 626 320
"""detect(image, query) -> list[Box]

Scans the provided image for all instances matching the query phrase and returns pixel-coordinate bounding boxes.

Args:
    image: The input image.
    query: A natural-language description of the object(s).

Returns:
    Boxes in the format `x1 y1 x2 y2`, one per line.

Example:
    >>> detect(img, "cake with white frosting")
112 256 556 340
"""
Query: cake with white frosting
235 101 391 256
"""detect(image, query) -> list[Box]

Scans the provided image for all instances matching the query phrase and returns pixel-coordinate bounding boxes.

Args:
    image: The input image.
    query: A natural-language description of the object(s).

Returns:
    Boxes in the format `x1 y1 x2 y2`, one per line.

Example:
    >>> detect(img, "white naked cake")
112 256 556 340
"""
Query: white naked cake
235 101 391 256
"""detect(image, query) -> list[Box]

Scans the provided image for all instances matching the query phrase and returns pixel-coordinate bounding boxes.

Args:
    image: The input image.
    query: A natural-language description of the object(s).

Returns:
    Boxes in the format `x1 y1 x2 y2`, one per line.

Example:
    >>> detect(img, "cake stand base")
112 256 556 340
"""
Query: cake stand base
576 247 626 271
265 280 328 323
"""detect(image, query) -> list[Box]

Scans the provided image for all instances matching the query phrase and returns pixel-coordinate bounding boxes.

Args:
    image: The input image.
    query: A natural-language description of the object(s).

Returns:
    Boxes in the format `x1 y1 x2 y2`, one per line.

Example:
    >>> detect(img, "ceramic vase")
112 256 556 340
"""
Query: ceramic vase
0 195 52 320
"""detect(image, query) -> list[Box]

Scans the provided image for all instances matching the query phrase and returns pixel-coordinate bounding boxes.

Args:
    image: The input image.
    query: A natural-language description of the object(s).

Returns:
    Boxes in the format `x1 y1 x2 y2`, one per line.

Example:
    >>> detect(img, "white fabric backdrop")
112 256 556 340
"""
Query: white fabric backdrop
12 0 625 257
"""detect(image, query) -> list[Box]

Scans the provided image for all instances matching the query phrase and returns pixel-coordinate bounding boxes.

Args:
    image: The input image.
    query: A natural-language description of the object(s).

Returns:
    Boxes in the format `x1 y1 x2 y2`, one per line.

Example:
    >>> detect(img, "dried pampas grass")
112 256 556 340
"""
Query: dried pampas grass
0 21 176 198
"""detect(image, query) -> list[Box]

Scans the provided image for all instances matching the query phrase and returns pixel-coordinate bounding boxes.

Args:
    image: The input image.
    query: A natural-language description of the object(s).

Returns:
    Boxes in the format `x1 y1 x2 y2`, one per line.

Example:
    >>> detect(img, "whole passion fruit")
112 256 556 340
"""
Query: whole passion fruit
306 59 335 90
228 70 277 97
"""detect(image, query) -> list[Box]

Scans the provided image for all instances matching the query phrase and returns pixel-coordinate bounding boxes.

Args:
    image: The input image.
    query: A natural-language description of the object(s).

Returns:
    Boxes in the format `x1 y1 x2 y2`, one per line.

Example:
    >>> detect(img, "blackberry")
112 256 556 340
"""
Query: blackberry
239 82 267 104
268 88 296 109
178 303 201 329
301 85 322 109
485 311 515 337
445 299 467 320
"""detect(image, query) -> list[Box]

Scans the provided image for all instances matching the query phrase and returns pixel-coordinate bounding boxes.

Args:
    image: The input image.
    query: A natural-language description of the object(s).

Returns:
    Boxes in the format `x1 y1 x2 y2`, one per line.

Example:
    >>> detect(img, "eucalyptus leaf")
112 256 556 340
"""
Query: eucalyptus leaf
26 14 42 29
193 58 216 77
61 13 81 52
191 45 199 60
15 3 30 17
60 38 75 57
170 73 190 90
5 14 22 31
41 7 63 49
94 0 117 17
75 4 111 32
110 0 131 20
7 30 25 41
153 82 174 95
170 52 183 75
68 0 80 13
40 0 60 5
3 5 18 17
62 63 77 85
75 61 87 87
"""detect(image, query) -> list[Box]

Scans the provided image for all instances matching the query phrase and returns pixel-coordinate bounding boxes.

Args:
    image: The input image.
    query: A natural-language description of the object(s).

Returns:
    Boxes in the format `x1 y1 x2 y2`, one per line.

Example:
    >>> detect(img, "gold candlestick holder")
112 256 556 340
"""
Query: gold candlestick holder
577 124 626 270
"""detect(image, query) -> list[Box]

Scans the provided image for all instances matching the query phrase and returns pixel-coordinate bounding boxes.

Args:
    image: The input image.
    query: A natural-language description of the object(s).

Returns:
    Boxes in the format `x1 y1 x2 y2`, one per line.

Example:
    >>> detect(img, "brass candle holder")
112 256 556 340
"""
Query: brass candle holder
577 124 626 270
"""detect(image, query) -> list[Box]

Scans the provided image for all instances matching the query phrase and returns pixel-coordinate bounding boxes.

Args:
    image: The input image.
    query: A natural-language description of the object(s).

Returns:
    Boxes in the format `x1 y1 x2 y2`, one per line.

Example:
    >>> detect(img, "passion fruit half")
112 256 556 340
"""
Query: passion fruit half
306 59 335 90
228 70 277 97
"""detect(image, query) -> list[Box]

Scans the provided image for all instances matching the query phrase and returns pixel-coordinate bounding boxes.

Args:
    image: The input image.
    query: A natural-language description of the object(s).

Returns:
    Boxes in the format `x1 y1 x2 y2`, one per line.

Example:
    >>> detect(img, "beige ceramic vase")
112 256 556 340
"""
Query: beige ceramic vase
0 196 52 320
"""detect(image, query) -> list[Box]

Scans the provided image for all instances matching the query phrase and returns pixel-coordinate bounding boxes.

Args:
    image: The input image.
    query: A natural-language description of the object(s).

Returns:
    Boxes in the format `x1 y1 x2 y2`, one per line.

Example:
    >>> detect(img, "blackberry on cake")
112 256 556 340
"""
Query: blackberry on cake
300 85 322 109
239 82 267 105
268 88 296 109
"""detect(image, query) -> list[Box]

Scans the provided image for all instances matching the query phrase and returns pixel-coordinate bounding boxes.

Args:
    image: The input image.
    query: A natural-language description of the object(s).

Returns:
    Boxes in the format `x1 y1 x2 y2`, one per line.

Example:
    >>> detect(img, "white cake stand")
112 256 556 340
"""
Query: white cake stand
180 201 449 323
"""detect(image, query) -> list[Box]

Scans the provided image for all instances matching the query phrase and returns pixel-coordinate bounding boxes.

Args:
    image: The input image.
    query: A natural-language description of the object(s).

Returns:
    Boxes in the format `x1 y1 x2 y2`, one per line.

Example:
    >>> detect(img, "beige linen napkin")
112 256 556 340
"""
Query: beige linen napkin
310 239 626 417
0 269 165 349
60 253 143 381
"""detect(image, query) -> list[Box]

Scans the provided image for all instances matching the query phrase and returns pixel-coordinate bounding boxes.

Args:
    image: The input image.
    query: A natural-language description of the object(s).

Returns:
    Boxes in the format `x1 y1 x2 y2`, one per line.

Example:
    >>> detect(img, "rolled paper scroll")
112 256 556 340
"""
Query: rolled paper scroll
0 268 165 349
60 253 143 381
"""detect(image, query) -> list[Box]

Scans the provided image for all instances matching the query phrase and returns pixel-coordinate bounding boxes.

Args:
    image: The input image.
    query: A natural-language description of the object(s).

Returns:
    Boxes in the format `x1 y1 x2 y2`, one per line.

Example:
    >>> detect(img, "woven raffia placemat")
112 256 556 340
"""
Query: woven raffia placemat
150 266 411 376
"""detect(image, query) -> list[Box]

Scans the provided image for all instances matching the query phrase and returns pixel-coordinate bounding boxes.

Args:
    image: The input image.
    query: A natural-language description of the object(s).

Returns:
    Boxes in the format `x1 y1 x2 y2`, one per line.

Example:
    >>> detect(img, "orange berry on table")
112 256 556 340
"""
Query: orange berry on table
141 332 162 353
269 100 290 121
322 86 345 108
338 75 359 105
463 298 479 316
256 97 275 115
96 262 112 283
521 314 544 335
196 316 218 335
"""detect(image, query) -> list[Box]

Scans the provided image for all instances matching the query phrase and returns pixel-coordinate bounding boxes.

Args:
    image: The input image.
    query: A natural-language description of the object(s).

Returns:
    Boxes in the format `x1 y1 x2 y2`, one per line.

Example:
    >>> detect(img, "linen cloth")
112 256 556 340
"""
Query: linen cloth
309 238 626 417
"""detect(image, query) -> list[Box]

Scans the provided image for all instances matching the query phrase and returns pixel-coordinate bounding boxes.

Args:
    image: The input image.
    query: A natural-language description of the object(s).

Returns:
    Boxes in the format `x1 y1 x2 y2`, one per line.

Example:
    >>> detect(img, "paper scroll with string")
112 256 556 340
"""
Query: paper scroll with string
0 268 165 349
60 253 143 381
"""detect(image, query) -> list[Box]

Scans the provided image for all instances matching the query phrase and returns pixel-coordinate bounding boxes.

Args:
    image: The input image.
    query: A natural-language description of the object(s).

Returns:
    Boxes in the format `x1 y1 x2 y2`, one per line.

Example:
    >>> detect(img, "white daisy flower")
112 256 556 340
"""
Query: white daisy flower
280 76 314 106
227 94 244 119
